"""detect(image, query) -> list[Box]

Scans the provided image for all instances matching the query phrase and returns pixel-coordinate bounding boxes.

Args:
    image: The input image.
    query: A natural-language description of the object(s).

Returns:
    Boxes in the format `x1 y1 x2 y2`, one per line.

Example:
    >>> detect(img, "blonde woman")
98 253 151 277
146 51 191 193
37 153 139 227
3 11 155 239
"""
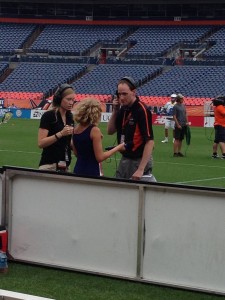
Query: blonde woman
72 98 125 177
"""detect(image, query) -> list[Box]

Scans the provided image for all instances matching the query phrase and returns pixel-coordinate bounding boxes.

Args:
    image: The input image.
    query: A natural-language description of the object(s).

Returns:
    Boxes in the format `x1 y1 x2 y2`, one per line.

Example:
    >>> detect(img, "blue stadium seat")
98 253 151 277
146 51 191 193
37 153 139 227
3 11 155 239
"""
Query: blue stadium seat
29 25 130 56
0 23 37 55
0 62 87 95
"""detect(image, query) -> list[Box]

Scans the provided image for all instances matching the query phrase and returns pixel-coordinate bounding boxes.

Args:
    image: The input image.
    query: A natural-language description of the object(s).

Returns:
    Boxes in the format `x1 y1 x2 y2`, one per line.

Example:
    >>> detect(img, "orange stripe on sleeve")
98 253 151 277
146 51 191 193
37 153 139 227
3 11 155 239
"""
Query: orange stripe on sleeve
139 102 151 137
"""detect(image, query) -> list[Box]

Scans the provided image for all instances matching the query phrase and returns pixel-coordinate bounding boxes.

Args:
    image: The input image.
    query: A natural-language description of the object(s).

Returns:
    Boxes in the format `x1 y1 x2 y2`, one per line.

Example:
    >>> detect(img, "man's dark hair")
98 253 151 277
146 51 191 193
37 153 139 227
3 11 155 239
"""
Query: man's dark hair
118 76 136 90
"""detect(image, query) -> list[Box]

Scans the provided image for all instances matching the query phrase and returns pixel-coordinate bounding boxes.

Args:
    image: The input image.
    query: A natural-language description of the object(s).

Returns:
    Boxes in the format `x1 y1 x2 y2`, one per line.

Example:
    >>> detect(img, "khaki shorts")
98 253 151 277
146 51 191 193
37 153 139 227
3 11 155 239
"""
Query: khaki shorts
39 163 70 172
165 118 175 129
116 156 155 181
39 163 57 171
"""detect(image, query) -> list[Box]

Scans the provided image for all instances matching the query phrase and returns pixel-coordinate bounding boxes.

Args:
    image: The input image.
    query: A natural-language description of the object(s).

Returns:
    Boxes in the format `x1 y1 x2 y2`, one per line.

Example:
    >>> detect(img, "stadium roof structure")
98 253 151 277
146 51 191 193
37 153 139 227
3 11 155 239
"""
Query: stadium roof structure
1 0 225 21
0 0 223 3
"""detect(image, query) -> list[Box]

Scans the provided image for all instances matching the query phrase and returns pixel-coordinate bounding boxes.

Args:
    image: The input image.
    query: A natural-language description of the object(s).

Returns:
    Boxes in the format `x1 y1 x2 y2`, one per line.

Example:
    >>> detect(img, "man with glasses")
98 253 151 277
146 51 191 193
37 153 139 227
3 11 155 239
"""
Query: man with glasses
107 77 155 181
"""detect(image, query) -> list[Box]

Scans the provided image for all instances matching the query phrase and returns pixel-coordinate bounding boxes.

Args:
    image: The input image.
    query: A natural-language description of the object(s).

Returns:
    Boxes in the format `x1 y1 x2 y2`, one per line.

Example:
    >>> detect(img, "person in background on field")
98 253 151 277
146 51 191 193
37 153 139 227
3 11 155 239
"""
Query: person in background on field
173 93 189 157
38 84 75 171
161 93 177 143
72 98 125 177
8 103 17 109
107 76 155 182
211 96 225 159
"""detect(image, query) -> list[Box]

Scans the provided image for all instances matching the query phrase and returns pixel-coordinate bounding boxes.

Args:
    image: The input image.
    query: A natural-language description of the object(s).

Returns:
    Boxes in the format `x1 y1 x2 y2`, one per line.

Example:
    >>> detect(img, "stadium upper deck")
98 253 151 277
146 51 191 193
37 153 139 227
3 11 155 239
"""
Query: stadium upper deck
0 19 224 109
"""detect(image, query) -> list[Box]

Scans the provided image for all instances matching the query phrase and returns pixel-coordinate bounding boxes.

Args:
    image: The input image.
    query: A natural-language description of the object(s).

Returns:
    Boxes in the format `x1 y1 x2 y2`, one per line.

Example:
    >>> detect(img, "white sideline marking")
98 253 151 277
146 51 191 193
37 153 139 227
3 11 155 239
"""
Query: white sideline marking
156 161 225 169
176 177 225 184
0 150 40 154
0 289 55 299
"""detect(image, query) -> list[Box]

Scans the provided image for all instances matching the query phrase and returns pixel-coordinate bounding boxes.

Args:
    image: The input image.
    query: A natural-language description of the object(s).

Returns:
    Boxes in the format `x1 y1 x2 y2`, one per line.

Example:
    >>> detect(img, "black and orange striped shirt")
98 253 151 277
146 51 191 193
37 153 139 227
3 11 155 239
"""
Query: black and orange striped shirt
116 97 154 159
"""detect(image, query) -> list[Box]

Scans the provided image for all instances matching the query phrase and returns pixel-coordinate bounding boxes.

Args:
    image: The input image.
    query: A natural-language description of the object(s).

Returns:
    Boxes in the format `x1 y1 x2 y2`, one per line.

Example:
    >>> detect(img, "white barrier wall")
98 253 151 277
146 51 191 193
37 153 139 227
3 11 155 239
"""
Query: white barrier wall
2 167 225 295
6 169 139 278
143 187 225 294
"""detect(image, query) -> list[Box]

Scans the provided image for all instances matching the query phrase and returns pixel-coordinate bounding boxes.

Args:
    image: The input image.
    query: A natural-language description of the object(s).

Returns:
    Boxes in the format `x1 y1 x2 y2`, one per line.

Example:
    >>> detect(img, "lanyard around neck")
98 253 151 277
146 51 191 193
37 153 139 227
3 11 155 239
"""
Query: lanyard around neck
122 110 132 132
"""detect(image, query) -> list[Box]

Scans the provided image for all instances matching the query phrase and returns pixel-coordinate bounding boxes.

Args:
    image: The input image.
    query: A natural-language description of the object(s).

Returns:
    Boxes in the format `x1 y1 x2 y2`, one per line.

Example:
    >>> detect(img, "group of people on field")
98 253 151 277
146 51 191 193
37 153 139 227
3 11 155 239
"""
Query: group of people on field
38 77 155 181
159 92 225 159
38 76 225 182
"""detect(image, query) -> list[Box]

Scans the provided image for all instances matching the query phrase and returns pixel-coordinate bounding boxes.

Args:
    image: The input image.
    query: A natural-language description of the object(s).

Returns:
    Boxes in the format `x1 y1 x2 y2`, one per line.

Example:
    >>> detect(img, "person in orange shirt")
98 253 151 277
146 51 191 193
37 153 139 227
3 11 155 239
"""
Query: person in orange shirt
211 96 225 159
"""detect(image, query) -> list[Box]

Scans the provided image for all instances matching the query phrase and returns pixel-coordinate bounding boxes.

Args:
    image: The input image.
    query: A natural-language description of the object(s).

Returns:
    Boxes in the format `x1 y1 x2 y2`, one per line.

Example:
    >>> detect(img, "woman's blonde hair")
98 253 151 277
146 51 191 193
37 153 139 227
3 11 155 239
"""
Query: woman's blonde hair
74 98 102 126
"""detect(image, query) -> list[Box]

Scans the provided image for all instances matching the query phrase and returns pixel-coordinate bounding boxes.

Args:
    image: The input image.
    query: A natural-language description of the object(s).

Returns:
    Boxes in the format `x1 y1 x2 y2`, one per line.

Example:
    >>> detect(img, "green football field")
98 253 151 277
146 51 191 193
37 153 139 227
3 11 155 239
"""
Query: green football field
0 118 224 188
0 118 225 300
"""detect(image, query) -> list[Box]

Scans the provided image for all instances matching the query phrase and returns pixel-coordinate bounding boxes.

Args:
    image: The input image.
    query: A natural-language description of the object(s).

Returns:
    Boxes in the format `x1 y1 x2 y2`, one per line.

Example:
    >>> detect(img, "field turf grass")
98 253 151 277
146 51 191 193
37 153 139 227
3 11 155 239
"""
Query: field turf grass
0 118 225 300
0 118 224 188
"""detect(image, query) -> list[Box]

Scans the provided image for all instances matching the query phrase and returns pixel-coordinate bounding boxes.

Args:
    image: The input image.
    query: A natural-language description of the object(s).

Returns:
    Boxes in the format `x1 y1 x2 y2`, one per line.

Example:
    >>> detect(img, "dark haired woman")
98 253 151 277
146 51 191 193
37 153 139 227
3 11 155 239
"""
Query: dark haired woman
38 84 75 171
